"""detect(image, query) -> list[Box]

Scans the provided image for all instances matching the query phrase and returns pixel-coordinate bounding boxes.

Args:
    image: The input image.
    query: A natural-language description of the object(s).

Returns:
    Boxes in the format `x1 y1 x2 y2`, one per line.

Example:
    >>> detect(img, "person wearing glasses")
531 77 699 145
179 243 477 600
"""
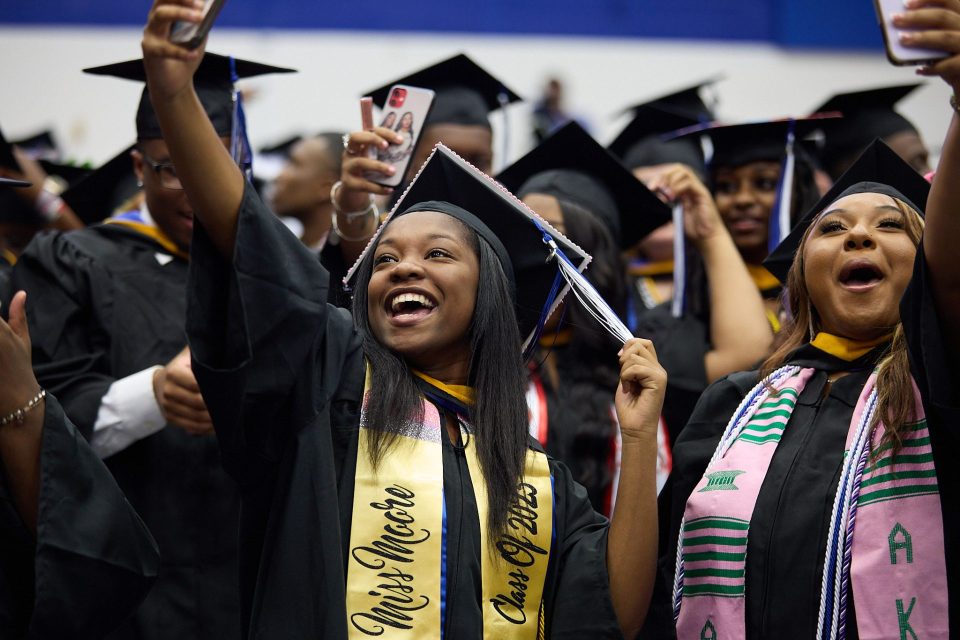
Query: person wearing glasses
10 54 292 640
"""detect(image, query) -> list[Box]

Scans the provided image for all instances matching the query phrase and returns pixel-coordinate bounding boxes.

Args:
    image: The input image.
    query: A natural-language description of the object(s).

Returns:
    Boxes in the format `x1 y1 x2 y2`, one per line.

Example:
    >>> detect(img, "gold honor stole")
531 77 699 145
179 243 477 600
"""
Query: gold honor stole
346 371 554 639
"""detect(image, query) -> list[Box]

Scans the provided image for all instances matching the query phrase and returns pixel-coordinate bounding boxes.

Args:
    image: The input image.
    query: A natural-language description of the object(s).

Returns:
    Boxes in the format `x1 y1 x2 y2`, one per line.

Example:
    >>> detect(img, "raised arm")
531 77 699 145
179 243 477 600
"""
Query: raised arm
649 165 774 382
607 337 665 637
141 0 244 259
902 0 960 359
0 292 44 532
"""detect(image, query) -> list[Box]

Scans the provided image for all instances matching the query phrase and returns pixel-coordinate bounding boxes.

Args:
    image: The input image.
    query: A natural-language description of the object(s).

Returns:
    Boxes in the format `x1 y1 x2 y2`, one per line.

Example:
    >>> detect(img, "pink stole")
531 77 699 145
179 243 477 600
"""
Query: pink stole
673 367 948 639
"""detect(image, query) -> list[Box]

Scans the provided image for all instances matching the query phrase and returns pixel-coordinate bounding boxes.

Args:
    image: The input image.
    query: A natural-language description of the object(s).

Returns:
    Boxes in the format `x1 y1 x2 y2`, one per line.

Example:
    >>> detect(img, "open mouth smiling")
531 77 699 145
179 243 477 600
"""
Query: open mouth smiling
837 259 885 292
385 289 439 326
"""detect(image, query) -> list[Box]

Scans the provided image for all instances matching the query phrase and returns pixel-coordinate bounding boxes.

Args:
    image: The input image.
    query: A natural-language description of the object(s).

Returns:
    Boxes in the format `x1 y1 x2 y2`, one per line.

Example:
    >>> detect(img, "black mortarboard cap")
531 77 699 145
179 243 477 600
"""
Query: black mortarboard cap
61 145 139 225
812 84 922 176
83 52 296 139
0 126 21 173
609 78 719 173
346 143 590 349
672 115 840 170
764 139 929 283
0 124 93 225
496 121 670 249
11 130 60 162
366 54 522 129
258 135 304 158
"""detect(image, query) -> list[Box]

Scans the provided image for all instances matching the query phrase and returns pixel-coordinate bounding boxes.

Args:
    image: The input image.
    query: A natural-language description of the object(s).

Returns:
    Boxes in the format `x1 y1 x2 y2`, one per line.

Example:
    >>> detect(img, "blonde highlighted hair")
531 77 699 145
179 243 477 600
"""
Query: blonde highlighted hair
760 196 925 452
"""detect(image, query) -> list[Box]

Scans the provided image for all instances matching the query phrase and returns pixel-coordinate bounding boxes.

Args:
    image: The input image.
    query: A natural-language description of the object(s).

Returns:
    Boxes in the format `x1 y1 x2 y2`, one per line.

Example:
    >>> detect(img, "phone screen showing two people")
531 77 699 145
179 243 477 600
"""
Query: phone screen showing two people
367 85 435 187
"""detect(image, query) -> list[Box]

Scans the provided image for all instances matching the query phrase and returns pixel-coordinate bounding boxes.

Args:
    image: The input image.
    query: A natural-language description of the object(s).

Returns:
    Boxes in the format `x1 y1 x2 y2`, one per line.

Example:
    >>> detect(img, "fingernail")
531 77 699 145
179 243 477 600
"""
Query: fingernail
387 166 396 175
899 32 913 43
617 348 624 357
892 12 904 23
380 141 388 149
386 187 394 194
395 134 404 143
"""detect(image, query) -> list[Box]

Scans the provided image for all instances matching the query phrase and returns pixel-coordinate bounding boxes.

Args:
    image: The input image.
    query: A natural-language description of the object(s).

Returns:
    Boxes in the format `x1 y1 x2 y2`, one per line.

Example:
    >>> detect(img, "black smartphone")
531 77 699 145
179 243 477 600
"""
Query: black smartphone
170 0 228 50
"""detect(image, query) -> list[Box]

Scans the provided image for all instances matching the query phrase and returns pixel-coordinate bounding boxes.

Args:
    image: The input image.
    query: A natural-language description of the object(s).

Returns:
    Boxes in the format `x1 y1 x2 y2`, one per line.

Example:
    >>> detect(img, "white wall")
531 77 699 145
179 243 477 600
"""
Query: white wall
0 26 952 169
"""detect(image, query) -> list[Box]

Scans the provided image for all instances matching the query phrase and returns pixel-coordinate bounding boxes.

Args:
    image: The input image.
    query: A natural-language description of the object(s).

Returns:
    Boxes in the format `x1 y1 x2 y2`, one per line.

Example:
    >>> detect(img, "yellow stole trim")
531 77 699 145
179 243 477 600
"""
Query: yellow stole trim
411 370 475 406
765 308 782 334
1 248 17 267
538 328 572 348
347 369 553 639
628 259 674 277
746 264 781 292
103 219 189 261
810 332 893 362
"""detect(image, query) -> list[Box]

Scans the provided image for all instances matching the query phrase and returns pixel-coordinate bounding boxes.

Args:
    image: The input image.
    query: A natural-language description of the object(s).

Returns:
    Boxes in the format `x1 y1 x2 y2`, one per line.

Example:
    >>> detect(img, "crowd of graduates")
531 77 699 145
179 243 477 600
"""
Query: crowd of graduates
1 0 960 637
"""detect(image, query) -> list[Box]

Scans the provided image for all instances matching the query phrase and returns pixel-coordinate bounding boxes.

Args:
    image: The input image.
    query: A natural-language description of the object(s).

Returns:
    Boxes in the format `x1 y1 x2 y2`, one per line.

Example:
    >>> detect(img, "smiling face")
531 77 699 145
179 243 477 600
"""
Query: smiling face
367 210 480 379
713 161 781 264
802 192 920 341
133 136 231 250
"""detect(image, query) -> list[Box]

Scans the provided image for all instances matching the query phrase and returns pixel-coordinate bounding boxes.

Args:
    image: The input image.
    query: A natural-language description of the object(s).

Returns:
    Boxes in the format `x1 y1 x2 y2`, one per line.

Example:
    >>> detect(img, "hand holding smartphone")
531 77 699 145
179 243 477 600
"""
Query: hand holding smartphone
875 0 950 65
170 0 227 50
364 85 435 188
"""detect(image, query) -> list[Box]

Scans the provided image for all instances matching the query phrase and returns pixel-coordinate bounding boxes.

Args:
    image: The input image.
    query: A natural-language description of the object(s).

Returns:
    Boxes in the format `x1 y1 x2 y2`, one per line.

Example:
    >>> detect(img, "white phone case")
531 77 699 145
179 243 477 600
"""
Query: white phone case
366 85 436 188
874 0 948 65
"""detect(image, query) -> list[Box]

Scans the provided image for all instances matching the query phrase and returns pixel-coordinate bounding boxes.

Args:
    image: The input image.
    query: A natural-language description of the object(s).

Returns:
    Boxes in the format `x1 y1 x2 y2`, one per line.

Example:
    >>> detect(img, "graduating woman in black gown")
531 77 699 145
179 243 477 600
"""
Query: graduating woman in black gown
655 9 960 635
0 282 159 638
141 3 663 638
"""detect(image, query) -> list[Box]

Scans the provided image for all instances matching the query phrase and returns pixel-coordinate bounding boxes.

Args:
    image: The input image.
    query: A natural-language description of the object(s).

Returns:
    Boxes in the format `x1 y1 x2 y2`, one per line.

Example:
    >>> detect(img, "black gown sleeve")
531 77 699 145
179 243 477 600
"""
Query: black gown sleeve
14 394 160 638
546 459 622 639
12 234 115 436
186 181 360 489
899 245 960 635
633 303 711 444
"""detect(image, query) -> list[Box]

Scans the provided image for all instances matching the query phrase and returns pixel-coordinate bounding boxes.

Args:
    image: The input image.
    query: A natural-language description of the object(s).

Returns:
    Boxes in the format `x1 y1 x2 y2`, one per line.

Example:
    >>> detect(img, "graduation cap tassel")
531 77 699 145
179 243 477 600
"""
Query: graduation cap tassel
496 90 511 173
229 57 255 183
670 202 686 318
543 235 635 346
521 269 565 362
768 120 796 255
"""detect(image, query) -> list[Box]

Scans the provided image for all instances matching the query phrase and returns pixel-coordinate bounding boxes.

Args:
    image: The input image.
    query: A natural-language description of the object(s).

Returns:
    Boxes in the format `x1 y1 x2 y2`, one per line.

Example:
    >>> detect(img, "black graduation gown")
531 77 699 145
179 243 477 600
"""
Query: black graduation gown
186 182 624 639
0 259 11 311
0 394 160 638
634 281 781 448
529 353 619 514
11 223 241 640
650 250 960 639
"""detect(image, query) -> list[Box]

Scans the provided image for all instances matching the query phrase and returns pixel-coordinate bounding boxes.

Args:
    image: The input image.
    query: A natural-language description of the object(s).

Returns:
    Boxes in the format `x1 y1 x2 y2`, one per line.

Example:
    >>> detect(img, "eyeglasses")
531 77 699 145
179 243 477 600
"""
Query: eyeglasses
140 152 183 190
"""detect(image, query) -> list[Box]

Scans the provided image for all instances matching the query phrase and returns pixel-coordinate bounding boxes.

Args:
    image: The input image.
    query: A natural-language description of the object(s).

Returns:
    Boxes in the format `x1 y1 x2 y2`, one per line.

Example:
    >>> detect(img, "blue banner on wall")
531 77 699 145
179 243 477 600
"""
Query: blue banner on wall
0 0 885 50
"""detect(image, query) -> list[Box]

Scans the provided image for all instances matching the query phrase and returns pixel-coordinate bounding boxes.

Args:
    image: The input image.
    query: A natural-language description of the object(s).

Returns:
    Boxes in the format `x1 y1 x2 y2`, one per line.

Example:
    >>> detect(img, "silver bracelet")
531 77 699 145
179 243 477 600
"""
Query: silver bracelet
330 180 375 219
0 388 46 426
332 203 379 242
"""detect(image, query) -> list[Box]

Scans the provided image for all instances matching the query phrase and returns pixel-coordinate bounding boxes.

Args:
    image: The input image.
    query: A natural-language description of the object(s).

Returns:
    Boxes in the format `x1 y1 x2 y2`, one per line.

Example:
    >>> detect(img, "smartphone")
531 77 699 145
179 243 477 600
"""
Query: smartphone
874 0 949 66
364 85 435 188
170 0 227 50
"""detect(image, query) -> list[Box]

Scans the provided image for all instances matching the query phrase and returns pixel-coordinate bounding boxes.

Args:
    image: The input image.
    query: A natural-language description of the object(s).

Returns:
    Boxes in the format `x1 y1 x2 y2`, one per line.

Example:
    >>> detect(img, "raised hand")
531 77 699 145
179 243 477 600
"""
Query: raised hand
615 338 667 446
646 163 725 248
141 0 207 103
0 292 41 419
152 346 214 435
337 127 406 208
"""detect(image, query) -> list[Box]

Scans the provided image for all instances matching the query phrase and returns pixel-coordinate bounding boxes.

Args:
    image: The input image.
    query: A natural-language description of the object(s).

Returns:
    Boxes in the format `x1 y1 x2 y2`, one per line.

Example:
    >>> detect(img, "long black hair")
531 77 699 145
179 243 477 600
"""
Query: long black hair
351 216 529 538
547 199 625 506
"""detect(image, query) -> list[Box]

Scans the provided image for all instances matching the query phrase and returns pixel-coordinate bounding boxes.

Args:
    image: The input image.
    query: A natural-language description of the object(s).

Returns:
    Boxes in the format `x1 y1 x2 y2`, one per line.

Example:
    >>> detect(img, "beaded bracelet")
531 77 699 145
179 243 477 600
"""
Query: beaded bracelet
0 389 46 426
